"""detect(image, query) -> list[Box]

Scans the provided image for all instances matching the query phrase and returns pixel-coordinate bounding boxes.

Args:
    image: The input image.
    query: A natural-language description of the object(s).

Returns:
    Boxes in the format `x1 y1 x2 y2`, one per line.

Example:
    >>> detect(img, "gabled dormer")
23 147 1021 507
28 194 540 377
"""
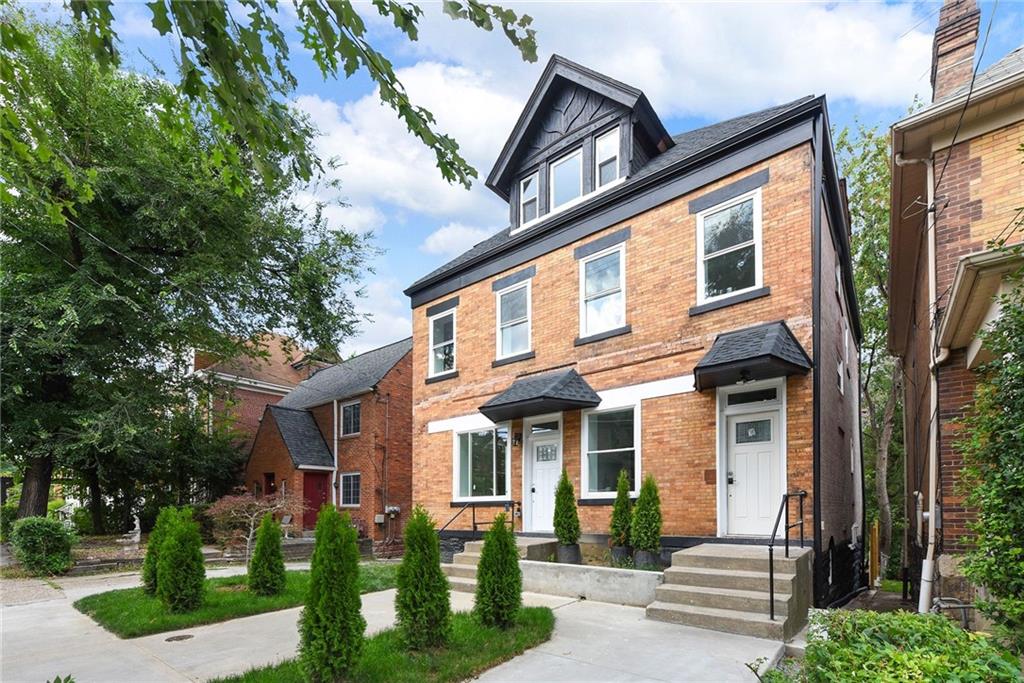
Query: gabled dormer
486 56 674 233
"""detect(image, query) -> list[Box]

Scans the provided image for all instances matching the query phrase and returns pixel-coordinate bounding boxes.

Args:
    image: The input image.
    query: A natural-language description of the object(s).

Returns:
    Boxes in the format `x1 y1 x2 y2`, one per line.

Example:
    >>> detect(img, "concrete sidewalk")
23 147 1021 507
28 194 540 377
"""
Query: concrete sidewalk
2 566 781 682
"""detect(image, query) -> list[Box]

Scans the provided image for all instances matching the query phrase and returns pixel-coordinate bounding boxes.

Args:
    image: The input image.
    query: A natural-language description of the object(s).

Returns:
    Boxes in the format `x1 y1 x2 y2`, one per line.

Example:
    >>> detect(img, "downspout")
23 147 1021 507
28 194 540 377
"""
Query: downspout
332 399 339 507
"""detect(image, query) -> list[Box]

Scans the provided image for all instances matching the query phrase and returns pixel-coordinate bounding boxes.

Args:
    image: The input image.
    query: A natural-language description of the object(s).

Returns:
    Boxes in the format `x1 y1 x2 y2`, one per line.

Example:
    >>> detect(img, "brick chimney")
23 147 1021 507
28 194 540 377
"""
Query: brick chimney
930 0 981 101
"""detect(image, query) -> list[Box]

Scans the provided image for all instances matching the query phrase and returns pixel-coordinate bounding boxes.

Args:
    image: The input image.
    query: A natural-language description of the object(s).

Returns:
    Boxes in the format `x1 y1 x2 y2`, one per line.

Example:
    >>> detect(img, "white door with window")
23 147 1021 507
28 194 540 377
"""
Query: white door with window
527 436 561 532
726 411 782 536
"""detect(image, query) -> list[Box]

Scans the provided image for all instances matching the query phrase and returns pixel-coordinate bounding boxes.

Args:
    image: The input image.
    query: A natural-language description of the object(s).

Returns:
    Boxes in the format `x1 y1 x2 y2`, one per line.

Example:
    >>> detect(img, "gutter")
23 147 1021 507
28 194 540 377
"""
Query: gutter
893 70 1024 134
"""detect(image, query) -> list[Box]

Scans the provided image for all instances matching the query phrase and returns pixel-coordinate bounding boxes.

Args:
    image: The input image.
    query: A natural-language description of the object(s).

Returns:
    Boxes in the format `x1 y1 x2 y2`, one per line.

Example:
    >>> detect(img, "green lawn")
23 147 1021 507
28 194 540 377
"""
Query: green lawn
74 563 398 638
879 579 903 594
215 607 555 683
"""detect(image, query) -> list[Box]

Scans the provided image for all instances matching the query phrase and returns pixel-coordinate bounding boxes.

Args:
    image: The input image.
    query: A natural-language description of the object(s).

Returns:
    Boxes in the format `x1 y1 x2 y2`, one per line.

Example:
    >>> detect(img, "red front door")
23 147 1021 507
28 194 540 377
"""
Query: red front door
303 471 330 529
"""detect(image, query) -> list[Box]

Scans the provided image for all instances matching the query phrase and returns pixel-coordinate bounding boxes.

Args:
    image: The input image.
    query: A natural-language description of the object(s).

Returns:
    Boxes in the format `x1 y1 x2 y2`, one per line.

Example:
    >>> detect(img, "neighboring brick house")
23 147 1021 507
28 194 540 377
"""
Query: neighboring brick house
193 333 328 450
888 0 1024 612
244 338 413 548
405 56 864 608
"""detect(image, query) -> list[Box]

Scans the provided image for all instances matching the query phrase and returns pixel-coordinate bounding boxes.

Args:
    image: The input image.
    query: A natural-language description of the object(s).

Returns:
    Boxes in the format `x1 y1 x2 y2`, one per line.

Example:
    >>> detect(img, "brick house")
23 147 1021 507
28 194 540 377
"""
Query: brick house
405 56 864 608
244 338 413 547
888 0 1024 612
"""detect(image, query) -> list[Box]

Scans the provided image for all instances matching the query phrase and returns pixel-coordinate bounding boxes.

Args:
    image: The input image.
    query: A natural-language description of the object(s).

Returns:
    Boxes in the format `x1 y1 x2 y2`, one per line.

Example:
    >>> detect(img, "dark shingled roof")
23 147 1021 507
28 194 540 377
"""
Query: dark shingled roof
480 368 601 422
277 337 412 410
267 405 334 468
694 321 811 392
407 96 815 294
939 44 1024 103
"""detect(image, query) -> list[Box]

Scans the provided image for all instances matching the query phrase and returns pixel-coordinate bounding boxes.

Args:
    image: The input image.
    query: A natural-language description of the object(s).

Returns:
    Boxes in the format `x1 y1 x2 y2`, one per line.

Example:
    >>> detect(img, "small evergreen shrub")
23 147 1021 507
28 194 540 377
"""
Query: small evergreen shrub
608 469 632 547
300 507 365 680
143 506 177 595
156 509 206 613
0 502 16 542
630 475 662 553
10 516 74 575
552 470 580 546
395 506 450 649
475 513 522 629
248 513 286 596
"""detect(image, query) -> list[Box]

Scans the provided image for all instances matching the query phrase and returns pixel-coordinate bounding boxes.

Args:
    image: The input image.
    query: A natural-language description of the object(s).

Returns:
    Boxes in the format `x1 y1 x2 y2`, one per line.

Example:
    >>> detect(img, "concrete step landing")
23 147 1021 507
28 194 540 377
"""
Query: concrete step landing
441 535 556 592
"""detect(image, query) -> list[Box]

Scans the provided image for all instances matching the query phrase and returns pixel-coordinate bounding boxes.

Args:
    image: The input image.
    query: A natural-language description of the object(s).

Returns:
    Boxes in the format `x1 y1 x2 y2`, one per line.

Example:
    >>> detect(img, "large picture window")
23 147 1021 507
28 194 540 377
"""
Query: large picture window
341 401 360 436
580 245 625 337
697 190 762 303
583 407 637 495
429 310 456 377
550 148 582 210
496 282 530 358
456 426 509 500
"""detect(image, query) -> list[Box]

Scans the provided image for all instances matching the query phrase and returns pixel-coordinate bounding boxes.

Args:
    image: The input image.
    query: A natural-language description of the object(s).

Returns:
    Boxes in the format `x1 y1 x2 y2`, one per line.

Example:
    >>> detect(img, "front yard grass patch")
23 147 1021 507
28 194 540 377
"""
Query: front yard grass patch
74 563 397 638
215 607 555 683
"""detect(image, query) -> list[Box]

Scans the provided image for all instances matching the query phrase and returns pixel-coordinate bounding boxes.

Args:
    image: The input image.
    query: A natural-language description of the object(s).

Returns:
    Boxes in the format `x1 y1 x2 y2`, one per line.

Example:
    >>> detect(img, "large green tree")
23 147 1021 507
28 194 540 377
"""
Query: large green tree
1 23 372 518
834 123 904 580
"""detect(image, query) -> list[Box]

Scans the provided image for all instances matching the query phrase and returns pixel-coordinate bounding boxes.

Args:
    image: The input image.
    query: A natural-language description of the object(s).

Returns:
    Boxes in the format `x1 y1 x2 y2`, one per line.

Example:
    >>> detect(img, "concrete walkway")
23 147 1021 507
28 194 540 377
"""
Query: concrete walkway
2 566 781 682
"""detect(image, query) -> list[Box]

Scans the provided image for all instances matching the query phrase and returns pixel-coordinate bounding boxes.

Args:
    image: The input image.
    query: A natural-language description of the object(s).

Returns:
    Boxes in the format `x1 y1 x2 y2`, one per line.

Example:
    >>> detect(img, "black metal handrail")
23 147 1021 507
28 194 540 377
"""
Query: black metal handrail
439 501 519 535
767 490 807 621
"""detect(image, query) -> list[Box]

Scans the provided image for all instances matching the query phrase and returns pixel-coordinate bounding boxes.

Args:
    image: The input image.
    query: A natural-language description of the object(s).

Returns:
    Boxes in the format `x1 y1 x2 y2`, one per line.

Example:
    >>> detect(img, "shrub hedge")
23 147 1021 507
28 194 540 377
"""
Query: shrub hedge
395 506 451 649
608 469 632 547
248 513 285 597
0 502 16 543
475 513 522 629
156 509 206 613
10 516 73 575
630 475 661 553
553 470 580 546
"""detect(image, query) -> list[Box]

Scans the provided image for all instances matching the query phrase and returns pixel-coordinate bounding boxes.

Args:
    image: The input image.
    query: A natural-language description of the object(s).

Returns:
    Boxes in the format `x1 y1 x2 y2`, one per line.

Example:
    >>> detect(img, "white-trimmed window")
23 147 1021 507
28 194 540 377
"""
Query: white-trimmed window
579 245 625 337
340 472 360 506
455 425 510 500
837 353 845 395
595 128 620 188
696 189 763 303
496 281 531 359
520 173 538 224
341 400 361 436
550 148 582 210
429 310 456 377
582 406 638 497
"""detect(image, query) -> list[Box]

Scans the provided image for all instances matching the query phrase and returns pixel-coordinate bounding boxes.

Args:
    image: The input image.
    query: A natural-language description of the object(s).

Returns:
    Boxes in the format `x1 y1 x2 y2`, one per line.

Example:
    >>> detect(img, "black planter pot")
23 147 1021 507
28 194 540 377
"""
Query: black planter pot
610 545 631 564
557 543 582 564
633 549 660 568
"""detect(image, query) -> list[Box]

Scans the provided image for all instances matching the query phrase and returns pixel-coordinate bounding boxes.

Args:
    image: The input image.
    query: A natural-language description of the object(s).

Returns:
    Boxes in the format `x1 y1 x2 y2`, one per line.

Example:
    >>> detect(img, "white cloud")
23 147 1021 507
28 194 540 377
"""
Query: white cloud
420 222 494 257
114 6 161 39
345 277 411 355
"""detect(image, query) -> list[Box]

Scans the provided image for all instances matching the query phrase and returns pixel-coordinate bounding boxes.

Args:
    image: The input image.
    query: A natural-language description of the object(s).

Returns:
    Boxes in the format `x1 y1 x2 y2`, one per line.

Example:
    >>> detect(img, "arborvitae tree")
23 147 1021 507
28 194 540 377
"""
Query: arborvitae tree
156 509 206 612
300 507 365 679
609 469 632 547
474 513 521 628
142 506 176 595
248 513 286 597
631 475 662 552
395 506 451 649
553 469 580 546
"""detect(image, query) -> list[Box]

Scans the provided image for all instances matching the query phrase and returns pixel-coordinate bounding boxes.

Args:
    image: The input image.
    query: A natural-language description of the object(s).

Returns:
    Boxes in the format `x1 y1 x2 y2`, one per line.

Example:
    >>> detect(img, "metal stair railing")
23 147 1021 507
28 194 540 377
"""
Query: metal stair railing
767 490 807 621
439 501 519 534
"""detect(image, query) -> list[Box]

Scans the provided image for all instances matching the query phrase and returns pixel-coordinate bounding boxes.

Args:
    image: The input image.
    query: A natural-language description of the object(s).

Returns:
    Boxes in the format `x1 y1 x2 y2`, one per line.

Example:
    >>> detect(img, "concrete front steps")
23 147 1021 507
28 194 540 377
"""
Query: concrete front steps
441 536 556 593
646 543 813 641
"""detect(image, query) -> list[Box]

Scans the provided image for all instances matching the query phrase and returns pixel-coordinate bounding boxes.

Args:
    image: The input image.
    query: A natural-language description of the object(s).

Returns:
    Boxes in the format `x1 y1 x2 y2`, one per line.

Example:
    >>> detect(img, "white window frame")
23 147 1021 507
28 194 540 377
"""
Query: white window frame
427 309 457 378
549 147 583 212
519 172 539 226
837 354 845 395
452 424 512 503
340 399 361 437
578 243 626 338
580 403 641 500
595 127 620 188
494 280 532 360
695 188 764 305
339 471 361 507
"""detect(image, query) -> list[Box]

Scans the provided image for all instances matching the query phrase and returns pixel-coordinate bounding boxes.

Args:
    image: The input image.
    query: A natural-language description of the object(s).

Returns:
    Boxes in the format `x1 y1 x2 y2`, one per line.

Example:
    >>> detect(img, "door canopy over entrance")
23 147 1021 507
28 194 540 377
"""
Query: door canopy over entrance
480 368 600 423
695 321 811 392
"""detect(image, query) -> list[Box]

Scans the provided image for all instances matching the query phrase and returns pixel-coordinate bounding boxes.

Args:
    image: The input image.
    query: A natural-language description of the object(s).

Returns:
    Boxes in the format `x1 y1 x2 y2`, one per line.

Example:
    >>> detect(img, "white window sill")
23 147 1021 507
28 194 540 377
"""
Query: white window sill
512 176 626 236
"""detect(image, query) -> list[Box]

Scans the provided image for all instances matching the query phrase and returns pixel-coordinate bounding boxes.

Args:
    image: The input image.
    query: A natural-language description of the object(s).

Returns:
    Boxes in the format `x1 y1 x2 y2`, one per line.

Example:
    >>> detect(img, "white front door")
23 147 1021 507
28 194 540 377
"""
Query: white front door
726 411 782 536
528 436 561 532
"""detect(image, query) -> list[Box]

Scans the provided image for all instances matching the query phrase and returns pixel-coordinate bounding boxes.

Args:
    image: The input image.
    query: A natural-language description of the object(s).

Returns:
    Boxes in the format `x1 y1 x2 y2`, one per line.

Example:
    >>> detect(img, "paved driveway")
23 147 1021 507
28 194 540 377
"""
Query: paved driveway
2 567 781 682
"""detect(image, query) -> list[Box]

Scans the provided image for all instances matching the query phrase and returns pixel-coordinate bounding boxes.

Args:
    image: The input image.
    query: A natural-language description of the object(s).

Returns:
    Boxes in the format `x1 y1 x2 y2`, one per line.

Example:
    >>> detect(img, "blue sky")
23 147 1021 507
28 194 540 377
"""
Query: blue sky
99 1 1023 353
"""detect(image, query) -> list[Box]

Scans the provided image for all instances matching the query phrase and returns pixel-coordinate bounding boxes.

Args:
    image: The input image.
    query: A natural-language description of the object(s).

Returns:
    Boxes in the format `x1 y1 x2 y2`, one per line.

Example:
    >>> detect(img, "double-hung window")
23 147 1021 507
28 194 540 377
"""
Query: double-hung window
697 189 763 303
496 282 530 359
341 401 360 436
580 245 625 337
550 148 582 210
455 426 509 500
583 407 638 496
429 310 456 377
595 128 620 188
340 472 360 506
520 173 538 224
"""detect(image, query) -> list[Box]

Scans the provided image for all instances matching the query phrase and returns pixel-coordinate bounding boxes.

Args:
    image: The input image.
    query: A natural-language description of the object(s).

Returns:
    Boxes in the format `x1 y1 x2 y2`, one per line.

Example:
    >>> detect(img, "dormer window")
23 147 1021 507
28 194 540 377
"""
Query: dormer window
595 128 620 187
550 148 582 210
520 173 538 223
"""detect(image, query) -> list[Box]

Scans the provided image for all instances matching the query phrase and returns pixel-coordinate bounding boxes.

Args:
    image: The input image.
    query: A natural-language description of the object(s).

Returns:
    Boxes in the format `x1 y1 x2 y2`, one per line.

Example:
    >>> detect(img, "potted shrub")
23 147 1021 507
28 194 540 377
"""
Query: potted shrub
608 469 632 564
553 469 582 564
631 474 662 568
